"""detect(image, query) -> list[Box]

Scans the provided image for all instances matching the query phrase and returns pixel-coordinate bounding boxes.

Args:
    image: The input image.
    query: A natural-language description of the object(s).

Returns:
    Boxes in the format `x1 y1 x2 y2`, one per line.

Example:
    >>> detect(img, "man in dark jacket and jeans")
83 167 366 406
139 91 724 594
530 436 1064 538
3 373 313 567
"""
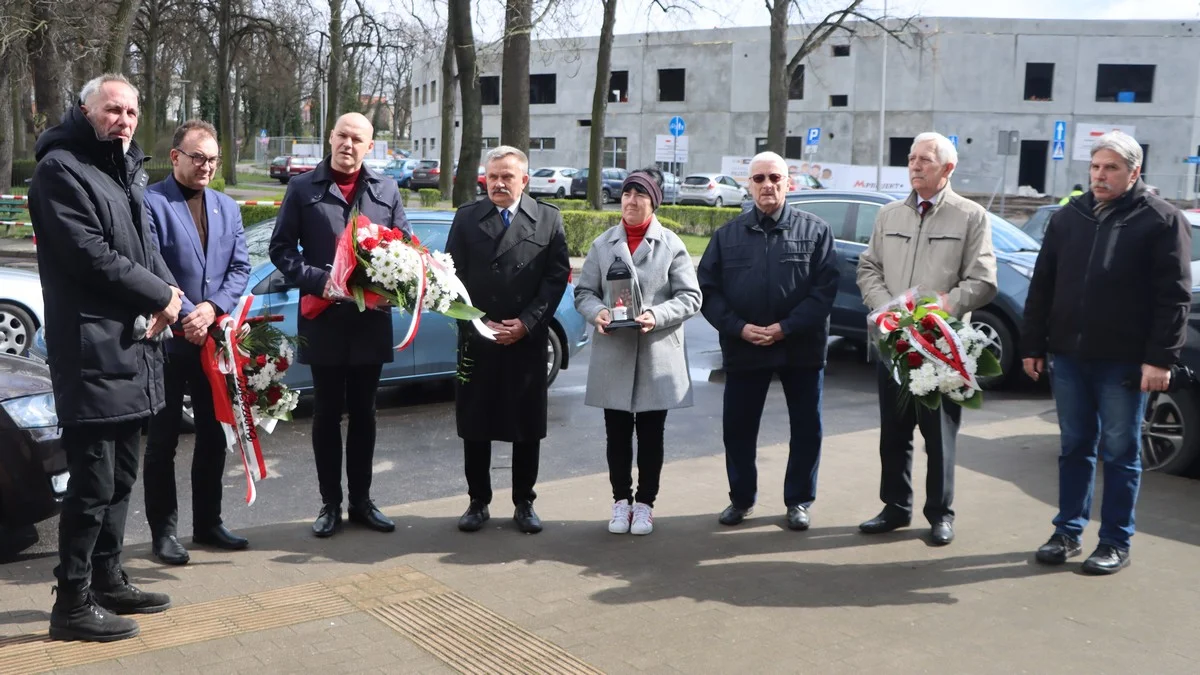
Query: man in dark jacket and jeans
1023 131 1192 575
30 73 183 641
698 151 840 531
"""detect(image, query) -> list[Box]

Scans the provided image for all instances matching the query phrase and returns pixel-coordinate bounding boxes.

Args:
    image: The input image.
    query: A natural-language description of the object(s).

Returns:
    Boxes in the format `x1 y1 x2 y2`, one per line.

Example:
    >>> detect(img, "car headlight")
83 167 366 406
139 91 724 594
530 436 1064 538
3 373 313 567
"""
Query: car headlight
1008 262 1034 279
1 393 59 429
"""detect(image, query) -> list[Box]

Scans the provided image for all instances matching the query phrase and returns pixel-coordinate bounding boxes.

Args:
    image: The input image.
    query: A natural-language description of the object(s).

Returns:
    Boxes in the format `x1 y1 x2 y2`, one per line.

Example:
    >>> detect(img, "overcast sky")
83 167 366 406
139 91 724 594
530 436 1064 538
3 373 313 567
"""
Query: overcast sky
553 0 1200 37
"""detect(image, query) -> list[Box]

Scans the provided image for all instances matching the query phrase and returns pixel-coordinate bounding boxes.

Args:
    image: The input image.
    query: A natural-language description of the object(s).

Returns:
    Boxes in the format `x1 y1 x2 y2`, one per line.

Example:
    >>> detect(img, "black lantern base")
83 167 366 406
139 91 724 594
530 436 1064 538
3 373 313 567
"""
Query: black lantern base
605 319 642 331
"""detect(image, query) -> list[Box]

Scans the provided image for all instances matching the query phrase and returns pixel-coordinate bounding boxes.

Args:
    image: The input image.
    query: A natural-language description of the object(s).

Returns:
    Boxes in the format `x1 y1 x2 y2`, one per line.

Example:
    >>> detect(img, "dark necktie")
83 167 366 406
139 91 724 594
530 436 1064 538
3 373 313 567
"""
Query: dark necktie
500 209 511 229
918 200 933 218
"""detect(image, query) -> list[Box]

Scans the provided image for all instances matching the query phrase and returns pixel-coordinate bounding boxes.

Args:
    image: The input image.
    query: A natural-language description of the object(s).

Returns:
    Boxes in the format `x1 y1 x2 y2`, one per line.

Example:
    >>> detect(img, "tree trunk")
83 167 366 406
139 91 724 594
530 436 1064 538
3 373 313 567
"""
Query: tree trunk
16 79 33 156
0 51 13 190
450 0 481 207
27 3 67 132
326 0 343 137
216 0 237 185
500 0 531 153
104 0 139 72
765 0 789 155
587 0 617 210
438 36 455 196
138 0 161 155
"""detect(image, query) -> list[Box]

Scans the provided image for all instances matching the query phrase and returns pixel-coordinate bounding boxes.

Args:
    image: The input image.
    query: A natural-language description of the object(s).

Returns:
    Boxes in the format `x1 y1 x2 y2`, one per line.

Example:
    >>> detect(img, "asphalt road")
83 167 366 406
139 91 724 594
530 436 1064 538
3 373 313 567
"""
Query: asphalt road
0 317 1059 564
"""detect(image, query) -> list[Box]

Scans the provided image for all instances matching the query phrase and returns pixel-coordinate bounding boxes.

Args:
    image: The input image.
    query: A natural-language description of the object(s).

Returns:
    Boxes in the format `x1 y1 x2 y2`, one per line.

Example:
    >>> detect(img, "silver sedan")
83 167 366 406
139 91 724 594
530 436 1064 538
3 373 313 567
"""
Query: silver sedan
0 267 43 356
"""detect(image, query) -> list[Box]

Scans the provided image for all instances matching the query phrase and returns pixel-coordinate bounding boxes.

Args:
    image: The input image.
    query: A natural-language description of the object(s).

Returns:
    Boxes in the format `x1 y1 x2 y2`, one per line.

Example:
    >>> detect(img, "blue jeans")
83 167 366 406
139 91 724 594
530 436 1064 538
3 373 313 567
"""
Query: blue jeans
723 367 823 509
1048 354 1147 551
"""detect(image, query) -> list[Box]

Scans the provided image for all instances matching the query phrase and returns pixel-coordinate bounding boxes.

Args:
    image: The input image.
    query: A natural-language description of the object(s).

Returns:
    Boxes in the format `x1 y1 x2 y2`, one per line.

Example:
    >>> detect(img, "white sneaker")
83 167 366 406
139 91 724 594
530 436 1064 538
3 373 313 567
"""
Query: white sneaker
608 501 632 534
630 502 654 535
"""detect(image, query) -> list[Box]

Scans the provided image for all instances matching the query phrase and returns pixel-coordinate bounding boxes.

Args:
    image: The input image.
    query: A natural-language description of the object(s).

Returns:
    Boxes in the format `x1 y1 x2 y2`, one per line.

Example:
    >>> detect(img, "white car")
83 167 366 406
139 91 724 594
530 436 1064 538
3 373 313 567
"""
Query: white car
679 173 747 208
528 167 578 198
0 267 45 356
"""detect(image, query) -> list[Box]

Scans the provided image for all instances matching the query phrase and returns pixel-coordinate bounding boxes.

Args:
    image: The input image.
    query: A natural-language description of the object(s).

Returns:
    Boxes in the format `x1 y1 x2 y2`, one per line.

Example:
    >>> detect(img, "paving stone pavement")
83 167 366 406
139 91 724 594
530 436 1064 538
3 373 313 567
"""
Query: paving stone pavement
3 413 1200 674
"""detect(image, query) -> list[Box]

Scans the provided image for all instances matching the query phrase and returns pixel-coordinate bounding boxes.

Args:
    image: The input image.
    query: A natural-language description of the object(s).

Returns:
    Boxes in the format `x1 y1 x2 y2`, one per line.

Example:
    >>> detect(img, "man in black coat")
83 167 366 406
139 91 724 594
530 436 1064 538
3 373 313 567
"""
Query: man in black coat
29 73 181 642
445 146 570 534
697 151 840 531
1022 131 1191 575
270 112 410 538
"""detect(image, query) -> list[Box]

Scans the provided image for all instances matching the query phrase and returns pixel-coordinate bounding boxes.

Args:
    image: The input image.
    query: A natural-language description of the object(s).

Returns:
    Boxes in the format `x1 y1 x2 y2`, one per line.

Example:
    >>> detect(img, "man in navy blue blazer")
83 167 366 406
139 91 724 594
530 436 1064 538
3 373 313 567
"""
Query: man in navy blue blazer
143 120 251 565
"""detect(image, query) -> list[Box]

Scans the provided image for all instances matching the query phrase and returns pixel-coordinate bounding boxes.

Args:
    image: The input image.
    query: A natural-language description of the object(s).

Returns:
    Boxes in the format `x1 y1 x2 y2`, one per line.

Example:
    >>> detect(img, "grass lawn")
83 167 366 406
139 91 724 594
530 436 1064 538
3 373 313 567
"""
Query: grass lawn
235 172 279 186
677 233 711 257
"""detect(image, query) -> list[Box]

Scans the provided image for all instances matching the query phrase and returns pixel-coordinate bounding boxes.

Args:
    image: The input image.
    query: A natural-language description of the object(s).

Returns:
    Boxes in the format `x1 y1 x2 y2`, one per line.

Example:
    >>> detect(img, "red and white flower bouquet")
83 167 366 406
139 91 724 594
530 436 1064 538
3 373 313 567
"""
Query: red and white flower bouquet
868 288 1002 410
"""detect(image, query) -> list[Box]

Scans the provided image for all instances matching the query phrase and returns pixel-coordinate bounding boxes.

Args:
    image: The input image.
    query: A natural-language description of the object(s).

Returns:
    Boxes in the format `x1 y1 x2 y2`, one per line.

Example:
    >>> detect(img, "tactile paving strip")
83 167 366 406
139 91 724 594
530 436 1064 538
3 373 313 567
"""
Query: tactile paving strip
369 592 605 675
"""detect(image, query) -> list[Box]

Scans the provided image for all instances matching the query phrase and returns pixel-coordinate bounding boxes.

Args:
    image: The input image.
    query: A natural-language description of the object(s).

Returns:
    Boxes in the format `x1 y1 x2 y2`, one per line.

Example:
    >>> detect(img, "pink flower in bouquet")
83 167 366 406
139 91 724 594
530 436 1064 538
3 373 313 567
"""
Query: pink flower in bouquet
906 352 923 368
275 357 289 372
895 338 910 353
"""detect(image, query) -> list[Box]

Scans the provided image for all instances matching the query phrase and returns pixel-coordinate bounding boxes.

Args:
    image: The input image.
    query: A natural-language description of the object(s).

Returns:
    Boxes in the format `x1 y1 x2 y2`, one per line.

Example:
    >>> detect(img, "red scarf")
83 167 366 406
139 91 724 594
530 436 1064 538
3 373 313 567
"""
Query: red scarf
623 215 652 253
331 167 361 204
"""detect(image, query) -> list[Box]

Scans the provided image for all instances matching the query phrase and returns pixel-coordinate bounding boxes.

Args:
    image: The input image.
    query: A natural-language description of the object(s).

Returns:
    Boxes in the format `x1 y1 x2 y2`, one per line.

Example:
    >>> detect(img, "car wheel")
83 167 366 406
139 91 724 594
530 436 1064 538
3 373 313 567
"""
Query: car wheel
970 309 1013 390
1142 388 1200 475
555 187 566 199
714 197 724 208
602 188 612 204
546 328 563 387
0 303 35 356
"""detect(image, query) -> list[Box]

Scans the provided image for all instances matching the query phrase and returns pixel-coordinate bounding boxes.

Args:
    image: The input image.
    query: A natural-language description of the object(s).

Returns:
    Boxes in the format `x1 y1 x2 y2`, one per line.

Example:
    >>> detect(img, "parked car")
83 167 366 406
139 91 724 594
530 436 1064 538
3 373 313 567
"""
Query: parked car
384 158 421 188
0 352 68 529
0 267 44 357
1021 204 1200 282
268 156 320 184
241 211 589 388
661 171 681 203
570 168 629 203
528 167 578 198
1143 289 1200 475
363 158 390 173
679 173 747 208
408 160 445 190
765 190 1040 389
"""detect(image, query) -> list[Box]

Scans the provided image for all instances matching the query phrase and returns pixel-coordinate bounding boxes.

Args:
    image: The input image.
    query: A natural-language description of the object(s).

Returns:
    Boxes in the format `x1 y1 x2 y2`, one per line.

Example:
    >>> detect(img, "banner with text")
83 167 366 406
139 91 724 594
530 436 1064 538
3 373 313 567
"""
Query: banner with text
722 156 911 193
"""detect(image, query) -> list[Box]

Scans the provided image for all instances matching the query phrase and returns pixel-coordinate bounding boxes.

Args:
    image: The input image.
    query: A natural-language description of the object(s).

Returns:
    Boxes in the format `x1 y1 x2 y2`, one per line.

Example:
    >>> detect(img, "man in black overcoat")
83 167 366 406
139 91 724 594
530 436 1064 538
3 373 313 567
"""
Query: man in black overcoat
445 146 570 534
269 112 410 537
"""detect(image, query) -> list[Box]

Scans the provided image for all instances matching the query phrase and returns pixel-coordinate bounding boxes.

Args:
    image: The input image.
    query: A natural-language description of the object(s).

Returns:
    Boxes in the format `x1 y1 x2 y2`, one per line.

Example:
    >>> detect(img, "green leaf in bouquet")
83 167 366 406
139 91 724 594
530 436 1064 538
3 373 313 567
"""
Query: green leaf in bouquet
957 391 984 410
913 306 928 321
916 392 942 411
976 349 1003 377
440 301 486 321
352 285 366 312
363 283 408 311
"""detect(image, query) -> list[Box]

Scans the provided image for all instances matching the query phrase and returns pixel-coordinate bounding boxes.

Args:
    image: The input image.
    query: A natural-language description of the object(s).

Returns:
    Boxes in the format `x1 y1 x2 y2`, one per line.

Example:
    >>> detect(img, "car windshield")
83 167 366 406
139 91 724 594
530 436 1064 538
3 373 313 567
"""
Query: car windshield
532 168 555 177
684 176 711 186
270 157 287 167
988 213 1041 253
245 219 275 268
576 169 588 178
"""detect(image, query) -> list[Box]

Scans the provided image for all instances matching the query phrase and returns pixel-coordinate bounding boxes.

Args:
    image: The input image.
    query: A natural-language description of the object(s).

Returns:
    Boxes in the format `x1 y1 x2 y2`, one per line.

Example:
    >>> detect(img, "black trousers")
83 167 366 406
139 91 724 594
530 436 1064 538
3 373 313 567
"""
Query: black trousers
56 420 143 592
311 364 383 507
876 361 960 524
464 440 539 506
144 351 228 536
604 409 667 507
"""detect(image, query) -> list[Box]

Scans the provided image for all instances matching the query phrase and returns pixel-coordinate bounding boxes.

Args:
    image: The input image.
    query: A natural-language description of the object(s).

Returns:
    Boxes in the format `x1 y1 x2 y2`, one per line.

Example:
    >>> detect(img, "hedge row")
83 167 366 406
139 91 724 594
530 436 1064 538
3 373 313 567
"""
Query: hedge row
560 210 682 257
542 198 592 211
654 205 742 236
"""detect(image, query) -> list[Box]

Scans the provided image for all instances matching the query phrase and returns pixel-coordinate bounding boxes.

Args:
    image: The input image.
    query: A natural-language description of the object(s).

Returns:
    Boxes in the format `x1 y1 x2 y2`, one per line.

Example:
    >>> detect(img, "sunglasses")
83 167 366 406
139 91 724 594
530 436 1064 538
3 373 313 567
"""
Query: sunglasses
750 173 784 184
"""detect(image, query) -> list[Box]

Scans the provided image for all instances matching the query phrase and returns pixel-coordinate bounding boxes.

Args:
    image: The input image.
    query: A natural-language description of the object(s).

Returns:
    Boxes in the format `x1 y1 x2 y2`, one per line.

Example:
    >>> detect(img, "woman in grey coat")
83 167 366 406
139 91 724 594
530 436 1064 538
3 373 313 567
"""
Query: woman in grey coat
574 168 702 535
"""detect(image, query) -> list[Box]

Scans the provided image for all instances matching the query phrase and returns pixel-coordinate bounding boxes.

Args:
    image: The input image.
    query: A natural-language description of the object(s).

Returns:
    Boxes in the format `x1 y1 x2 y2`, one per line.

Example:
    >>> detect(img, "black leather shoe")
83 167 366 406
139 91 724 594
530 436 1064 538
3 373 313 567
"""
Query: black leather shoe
152 535 189 565
1081 544 1130 575
930 521 954 546
312 504 342 538
514 501 543 534
457 501 490 532
1035 534 1083 565
858 510 911 534
719 504 753 526
348 500 396 532
786 505 810 531
193 524 249 550
50 588 140 642
92 572 171 615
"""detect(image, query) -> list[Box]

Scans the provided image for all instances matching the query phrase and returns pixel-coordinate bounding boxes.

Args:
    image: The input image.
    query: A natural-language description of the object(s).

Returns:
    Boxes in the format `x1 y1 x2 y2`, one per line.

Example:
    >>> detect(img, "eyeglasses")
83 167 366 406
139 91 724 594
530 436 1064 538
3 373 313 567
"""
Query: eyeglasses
176 149 221 168
750 173 784 184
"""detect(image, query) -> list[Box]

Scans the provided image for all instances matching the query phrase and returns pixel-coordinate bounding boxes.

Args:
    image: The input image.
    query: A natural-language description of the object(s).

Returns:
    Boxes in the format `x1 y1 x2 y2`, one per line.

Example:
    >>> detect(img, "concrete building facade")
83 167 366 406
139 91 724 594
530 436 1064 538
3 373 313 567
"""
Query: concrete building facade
409 18 1200 199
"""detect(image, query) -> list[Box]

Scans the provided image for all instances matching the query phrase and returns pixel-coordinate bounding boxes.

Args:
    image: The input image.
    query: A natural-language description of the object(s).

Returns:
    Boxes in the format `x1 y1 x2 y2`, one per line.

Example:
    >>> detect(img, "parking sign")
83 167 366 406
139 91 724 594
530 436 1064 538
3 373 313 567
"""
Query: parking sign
806 127 821 146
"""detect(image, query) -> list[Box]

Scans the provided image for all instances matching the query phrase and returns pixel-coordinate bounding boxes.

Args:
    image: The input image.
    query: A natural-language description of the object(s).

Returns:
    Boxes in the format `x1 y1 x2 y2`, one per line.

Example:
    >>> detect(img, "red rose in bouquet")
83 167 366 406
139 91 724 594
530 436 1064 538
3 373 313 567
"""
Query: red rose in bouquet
275 357 289 372
906 352 923 368
267 386 283 404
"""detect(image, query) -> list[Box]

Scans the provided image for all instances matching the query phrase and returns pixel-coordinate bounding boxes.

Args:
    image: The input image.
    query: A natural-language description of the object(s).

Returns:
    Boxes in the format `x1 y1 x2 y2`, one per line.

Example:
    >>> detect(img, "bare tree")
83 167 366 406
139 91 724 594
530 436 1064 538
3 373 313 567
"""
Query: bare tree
437 36 455 196
104 0 140 71
448 0 479 207
26 2 68 129
585 0 617 210
0 49 13 188
326 0 343 134
765 0 914 155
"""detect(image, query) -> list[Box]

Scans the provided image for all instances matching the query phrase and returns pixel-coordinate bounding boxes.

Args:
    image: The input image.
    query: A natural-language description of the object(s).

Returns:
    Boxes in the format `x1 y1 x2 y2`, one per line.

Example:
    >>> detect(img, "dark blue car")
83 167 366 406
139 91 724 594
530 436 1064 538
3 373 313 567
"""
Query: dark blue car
570 168 628 203
383 158 420 189
766 190 1040 389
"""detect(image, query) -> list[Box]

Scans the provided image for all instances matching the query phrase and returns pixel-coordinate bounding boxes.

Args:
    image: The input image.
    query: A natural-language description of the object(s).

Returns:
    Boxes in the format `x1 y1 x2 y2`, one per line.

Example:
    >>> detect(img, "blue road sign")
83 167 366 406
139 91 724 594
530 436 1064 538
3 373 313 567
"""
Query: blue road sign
1185 156 1200 164
806 127 821 145
1052 141 1066 161
259 128 268 138
1053 121 1066 142
668 116 685 137
948 135 958 149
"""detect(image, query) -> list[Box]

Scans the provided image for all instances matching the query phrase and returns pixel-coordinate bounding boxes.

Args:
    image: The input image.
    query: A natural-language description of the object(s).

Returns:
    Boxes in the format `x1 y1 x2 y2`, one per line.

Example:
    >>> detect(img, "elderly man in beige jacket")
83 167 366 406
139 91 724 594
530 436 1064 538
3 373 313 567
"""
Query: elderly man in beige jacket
855 132 998 546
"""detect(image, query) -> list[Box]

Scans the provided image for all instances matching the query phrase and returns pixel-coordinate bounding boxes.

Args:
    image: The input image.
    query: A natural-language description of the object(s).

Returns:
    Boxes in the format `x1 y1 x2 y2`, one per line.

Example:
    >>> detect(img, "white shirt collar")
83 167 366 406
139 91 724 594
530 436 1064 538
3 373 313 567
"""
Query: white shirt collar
494 201 519 220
